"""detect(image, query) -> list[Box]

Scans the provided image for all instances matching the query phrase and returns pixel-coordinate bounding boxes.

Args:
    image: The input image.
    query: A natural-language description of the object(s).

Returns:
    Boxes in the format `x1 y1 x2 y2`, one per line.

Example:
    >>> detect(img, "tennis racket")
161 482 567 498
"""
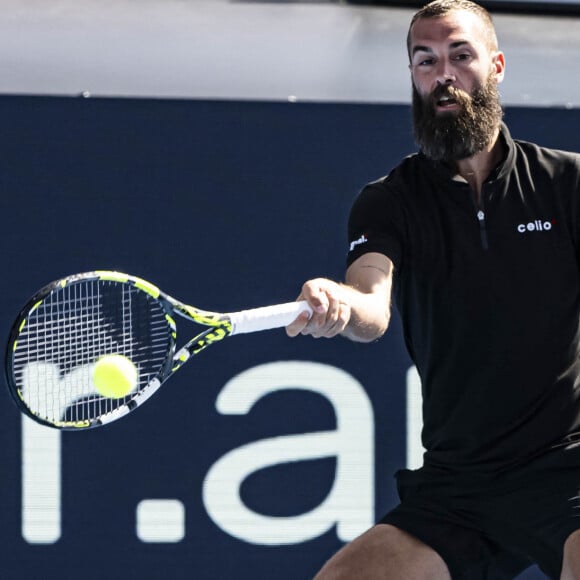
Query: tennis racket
5 271 312 430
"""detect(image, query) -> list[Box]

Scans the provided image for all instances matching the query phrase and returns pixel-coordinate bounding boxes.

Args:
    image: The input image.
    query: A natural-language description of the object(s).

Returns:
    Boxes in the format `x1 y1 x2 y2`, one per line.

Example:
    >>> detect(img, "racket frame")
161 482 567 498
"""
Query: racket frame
5 271 234 430
5 270 310 430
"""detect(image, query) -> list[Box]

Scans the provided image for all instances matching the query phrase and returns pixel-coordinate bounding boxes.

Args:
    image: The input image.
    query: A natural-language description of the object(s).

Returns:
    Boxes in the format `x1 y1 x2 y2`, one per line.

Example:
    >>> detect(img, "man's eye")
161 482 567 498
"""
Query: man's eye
454 53 470 61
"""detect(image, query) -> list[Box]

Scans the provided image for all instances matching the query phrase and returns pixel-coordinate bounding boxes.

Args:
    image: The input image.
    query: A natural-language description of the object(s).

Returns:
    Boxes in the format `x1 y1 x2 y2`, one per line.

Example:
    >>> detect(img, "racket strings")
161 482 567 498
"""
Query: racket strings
11 280 172 425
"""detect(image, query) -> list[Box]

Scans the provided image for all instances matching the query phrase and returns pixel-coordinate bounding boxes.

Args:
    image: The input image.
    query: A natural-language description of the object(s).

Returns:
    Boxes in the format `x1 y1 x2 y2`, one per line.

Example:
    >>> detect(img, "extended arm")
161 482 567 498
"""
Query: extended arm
286 252 394 343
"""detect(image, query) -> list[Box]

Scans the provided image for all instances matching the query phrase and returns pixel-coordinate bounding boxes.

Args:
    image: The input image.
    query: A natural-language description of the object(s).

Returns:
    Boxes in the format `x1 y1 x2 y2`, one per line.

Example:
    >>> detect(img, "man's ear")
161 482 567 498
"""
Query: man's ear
492 51 506 83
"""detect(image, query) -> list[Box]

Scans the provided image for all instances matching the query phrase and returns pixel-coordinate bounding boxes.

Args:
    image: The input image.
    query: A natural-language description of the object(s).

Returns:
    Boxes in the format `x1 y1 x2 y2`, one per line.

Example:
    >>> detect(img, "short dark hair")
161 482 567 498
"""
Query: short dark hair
407 0 498 58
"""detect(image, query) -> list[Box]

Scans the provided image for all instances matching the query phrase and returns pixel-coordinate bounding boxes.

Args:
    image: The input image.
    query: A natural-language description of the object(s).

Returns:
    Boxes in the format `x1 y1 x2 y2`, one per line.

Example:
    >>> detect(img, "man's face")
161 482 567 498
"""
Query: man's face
408 10 505 162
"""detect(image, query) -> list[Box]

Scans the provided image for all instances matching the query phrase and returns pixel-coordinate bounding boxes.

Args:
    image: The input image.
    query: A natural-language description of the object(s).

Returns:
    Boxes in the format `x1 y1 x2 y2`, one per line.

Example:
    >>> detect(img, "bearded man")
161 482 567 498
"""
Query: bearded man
287 1 580 578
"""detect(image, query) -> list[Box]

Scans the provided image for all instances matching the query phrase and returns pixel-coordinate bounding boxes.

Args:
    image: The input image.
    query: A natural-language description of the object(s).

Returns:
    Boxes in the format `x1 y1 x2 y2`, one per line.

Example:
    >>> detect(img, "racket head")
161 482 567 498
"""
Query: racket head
5 271 176 430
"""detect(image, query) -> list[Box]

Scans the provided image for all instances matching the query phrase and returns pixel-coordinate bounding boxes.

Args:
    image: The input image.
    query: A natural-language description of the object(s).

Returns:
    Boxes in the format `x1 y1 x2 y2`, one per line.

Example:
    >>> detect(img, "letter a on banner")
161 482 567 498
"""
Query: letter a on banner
202 361 374 545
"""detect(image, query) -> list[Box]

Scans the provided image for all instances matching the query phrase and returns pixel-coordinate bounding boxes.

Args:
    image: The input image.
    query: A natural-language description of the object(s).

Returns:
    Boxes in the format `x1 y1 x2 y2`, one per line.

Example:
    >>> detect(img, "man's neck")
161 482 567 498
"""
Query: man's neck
454 127 503 204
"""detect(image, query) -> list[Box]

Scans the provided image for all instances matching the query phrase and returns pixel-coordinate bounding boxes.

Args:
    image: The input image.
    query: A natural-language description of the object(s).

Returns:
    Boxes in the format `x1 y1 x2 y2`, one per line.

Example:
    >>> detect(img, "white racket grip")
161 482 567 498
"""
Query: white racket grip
228 301 313 335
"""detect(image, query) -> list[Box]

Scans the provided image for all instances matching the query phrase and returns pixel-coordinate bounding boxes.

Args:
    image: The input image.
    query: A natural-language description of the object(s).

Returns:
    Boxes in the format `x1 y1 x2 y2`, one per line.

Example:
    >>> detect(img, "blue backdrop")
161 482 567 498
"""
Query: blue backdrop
0 95 577 579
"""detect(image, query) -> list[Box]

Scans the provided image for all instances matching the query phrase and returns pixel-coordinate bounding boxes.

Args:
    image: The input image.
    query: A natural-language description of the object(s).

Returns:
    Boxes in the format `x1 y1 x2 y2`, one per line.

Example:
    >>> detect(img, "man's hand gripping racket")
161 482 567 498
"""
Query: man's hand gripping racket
5 271 312 430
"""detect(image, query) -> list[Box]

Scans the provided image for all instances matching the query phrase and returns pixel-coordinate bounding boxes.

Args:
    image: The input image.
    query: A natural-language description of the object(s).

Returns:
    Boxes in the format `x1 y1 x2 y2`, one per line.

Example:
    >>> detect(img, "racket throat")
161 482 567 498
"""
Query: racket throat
171 327 228 372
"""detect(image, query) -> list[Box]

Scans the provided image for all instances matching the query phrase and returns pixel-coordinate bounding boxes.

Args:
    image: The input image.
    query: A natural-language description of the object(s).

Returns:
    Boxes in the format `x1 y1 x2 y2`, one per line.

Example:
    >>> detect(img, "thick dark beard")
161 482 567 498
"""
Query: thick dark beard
412 77 504 163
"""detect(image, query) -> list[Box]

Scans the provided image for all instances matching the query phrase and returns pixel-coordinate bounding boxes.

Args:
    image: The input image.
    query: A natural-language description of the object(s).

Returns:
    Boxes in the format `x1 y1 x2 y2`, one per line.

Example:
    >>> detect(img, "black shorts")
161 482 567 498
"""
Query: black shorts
380 442 580 579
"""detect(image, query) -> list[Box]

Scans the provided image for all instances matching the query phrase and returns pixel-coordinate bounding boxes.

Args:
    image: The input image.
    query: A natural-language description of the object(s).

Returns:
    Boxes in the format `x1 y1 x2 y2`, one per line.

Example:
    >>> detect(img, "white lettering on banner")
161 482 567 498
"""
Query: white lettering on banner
21 361 87 544
406 366 425 470
22 415 61 543
202 361 374 545
20 361 425 546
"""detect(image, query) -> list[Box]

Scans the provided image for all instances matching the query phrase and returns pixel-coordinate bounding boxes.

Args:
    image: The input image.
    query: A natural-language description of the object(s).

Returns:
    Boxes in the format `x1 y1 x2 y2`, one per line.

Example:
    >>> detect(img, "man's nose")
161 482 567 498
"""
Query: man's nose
435 60 456 85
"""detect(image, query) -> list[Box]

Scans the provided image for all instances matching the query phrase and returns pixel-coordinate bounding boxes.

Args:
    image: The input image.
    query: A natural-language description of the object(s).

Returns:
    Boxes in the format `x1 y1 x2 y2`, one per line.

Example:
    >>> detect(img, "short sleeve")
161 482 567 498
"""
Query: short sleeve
346 180 406 269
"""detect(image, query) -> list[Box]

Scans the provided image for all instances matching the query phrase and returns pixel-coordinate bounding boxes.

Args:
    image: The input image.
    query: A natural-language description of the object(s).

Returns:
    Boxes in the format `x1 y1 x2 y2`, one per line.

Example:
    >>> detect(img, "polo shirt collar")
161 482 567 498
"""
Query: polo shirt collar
420 122 516 186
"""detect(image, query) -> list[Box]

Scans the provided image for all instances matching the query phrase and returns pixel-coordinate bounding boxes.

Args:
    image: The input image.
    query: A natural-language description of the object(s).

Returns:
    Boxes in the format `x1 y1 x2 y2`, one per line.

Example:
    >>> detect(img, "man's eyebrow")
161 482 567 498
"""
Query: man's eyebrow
411 40 470 57
412 45 431 56
449 40 470 49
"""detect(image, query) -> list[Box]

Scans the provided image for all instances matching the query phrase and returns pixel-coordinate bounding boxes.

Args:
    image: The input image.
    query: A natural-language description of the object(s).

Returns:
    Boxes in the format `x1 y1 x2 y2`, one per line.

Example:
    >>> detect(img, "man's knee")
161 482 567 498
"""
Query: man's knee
314 524 451 580
562 530 580 580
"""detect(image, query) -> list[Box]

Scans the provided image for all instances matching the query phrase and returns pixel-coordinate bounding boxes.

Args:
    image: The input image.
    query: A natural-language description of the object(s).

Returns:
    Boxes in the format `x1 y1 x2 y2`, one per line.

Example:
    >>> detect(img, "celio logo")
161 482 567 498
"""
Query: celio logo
517 219 554 233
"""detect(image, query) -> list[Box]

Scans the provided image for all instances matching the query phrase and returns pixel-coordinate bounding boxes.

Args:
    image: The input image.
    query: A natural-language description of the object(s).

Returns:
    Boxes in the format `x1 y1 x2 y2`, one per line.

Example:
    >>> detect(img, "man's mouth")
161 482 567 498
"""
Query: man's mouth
435 95 459 110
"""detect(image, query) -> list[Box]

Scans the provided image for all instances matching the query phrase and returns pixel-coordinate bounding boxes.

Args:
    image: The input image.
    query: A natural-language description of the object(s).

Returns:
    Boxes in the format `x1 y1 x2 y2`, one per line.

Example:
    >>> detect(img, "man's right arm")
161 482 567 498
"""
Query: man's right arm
285 252 394 343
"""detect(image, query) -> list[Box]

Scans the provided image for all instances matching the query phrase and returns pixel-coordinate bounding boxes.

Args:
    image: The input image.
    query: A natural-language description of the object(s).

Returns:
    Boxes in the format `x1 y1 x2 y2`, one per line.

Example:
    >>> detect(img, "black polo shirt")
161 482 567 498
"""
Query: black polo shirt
347 124 580 476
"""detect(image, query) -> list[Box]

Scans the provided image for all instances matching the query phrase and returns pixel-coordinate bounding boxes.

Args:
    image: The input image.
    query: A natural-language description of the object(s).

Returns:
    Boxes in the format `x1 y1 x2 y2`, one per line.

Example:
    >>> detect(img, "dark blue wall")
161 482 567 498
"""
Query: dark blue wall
0 95 577 579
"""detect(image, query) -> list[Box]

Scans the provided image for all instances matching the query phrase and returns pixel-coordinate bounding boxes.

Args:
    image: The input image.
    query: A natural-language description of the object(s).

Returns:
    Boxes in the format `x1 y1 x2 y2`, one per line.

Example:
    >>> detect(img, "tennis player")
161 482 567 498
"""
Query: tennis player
287 1 580 578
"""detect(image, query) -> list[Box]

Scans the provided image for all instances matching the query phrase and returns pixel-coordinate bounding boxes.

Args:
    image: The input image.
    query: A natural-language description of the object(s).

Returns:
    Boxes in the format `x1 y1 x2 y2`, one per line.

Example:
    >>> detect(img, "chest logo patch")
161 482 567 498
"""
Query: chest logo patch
517 220 555 233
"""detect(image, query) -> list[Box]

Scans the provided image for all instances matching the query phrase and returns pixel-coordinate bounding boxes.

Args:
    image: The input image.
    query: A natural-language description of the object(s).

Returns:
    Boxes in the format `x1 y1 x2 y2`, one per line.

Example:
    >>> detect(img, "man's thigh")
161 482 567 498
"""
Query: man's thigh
314 523 451 580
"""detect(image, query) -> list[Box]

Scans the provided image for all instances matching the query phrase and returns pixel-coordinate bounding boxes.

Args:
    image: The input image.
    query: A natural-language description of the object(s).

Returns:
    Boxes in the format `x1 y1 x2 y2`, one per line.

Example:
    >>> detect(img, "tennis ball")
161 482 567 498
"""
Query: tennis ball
92 354 138 399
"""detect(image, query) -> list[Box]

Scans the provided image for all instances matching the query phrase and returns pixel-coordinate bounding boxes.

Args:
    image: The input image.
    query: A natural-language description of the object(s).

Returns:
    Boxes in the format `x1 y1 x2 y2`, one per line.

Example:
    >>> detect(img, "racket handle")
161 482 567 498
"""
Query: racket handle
228 300 313 335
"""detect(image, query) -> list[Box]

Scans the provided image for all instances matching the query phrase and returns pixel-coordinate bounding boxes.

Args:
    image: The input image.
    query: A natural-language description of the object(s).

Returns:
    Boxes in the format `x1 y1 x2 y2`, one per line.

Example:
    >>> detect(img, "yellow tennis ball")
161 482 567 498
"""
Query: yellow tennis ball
92 355 138 399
